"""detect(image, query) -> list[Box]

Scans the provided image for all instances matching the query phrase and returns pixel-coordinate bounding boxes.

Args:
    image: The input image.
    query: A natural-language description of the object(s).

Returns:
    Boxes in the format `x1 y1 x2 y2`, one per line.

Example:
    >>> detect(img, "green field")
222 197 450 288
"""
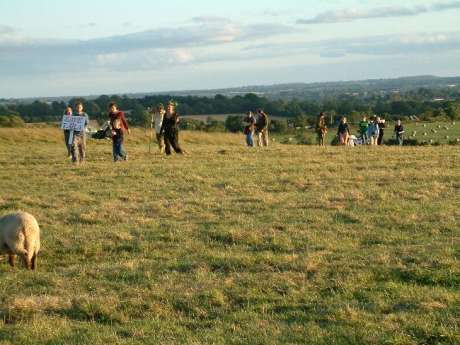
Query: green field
0 128 459 345
274 121 460 146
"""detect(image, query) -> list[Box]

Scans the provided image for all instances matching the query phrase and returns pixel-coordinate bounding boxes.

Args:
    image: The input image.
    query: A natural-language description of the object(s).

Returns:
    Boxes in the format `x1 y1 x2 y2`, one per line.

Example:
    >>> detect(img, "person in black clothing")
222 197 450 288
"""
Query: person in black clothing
337 117 350 145
377 117 386 145
160 100 183 155
394 120 405 146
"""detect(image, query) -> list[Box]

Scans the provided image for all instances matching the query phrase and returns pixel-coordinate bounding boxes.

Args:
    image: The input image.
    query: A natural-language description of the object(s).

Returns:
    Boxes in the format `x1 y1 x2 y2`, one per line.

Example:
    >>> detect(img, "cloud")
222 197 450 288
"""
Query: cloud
242 31 460 59
0 25 16 36
297 1 460 24
191 16 232 24
0 20 293 75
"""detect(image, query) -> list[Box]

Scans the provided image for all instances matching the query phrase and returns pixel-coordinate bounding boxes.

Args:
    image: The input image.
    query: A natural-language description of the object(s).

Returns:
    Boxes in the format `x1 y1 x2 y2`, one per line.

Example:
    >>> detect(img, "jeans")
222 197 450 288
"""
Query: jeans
71 134 86 163
246 132 254 147
113 138 127 161
397 135 404 146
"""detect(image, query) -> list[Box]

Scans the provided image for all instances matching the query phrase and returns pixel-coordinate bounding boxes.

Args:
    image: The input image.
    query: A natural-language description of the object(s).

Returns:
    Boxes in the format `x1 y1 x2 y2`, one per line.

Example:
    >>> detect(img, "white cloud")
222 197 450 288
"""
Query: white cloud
297 1 460 24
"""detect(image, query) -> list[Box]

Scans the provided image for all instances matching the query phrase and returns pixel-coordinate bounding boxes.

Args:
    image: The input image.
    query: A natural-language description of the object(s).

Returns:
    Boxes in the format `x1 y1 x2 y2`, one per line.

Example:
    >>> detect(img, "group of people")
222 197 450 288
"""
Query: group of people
62 100 185 163
316 112 405 146
243 109 270 147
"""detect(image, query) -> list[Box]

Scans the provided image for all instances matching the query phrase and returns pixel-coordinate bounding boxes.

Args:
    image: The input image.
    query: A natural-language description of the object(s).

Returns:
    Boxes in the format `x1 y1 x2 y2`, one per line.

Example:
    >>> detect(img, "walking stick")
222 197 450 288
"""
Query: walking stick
149 110 154 154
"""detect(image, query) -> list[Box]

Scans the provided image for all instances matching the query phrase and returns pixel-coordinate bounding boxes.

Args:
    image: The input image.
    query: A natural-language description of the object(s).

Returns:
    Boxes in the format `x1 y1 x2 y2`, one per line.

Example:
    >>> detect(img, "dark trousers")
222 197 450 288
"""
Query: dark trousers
378 131 385 145
112 137 127 161
64 130 71 156
164 129 183 155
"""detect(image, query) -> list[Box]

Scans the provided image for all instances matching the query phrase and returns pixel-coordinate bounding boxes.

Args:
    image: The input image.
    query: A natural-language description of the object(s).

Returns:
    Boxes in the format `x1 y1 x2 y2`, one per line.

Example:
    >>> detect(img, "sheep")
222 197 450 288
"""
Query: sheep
0 212 40 270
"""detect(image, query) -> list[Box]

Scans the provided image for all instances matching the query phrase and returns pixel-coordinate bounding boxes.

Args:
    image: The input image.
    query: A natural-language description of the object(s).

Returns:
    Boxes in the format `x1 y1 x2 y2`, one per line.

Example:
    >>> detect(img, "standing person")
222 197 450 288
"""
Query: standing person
377 117 386 145
243 112 256 147
255 109 269 147
337 117 351 145
359 116 369 145
71 102 89 164
63 105 73 158
109 102 130 161
316 112 328 146
368 117 380 146
394 119 405 146
151 103 166 154
160 100 183 155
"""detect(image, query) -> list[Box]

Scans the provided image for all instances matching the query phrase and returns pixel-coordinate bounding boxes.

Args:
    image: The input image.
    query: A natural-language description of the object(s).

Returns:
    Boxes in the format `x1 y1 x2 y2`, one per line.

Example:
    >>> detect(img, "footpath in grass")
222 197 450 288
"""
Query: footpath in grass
0 129 459 345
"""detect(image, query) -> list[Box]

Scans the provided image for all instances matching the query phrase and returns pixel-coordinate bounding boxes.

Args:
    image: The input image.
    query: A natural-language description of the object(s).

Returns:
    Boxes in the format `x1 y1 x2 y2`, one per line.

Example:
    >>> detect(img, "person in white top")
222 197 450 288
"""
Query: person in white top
150 103 166 154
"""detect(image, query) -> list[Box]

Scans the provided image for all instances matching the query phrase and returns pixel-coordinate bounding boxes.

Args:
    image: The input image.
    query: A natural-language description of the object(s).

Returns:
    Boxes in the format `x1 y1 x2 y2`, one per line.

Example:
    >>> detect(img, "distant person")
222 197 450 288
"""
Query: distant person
63 105 73 157
316 112 328 146
377 117 386 145
255 109 269 147
337 117 350 145
160 100 183 155
243 111 256 147
359 116 369 144
394 119 405 146
71 102 89 164
109 102 130 161
151 103 166 154
368 117 380 146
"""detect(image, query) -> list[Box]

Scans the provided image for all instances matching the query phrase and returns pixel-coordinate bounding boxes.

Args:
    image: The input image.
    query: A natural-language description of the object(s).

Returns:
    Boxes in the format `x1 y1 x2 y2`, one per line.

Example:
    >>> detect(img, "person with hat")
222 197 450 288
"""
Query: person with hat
160 100 184 155
151 103 166 154
316 112 328 146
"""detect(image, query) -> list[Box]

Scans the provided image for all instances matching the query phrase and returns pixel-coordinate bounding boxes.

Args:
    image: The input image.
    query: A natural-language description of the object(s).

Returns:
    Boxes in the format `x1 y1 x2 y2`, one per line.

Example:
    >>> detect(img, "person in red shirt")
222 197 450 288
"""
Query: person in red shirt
108 102 131 161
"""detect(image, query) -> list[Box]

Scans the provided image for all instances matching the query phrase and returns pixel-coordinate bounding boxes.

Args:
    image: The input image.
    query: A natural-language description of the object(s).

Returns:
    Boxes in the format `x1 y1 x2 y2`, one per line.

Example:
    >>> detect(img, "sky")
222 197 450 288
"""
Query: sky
0 0 459 98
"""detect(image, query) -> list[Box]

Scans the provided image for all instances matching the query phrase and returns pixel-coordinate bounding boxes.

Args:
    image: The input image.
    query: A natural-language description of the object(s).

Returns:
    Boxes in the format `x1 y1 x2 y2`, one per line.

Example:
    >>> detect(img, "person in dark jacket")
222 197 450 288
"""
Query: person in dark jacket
377 117 386 145
160 101 183 155
109 102 130 161
255 109 269 147
394 119 405 146
243 111 256 147
337 117 351 145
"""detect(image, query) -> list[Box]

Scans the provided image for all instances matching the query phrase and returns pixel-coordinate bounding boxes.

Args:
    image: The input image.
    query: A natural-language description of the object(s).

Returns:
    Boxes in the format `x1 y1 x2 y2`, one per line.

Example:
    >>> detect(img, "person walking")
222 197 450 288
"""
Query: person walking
316 112 328 146
359 116 369 145
368 117 380 146
377 117 386 145
337 117 350 145
63 105 73 158
160 100 184 155
151 103 166 154
243 111 256 147
109 102 130 161
394 119 405 146
255 109 269 147
71 102 89 164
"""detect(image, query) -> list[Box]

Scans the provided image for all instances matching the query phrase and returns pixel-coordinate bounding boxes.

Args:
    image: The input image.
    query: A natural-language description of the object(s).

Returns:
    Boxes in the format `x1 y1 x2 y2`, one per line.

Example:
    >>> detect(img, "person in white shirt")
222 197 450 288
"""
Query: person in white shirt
151 103 166 154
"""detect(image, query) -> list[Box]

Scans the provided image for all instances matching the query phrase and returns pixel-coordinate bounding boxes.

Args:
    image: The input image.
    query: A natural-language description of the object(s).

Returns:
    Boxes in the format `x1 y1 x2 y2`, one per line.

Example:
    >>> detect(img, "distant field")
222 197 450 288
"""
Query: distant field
0 128 459 345
182 114 289 122
274 120 460 146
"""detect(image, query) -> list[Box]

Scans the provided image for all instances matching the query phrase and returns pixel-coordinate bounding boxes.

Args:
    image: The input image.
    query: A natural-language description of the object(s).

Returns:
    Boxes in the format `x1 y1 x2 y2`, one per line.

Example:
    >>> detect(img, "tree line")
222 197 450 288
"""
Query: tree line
1 90 460 129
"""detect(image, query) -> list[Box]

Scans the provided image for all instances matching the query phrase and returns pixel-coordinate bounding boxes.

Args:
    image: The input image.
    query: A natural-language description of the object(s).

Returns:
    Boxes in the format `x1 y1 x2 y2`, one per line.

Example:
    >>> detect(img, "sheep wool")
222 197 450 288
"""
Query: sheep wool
0 212 41 270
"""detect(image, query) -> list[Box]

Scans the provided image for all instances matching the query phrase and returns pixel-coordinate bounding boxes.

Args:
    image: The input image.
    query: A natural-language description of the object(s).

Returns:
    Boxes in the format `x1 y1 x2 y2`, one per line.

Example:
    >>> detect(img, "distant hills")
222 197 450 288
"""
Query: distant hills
2 75 459 104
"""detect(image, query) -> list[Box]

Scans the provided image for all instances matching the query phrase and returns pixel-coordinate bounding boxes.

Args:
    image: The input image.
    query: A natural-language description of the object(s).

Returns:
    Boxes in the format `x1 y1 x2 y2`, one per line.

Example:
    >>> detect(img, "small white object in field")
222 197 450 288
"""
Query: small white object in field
424 132 428 136
289 138 293 141
446 136 450 139
296 127 301 130
438 125 442 129
457 138 460 143
444 127 449 130
431 129 437 133
429 139 434 144
423 124 427 127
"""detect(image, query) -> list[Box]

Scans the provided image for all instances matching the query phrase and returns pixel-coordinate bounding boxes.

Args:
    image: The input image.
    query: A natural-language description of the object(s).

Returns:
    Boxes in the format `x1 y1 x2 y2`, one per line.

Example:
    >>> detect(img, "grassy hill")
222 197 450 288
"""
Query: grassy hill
0 128 459 345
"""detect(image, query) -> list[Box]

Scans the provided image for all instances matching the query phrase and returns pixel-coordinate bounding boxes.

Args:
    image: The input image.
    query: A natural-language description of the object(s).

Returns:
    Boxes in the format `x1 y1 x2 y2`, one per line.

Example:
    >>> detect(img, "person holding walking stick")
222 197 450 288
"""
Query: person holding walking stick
150 103 166 154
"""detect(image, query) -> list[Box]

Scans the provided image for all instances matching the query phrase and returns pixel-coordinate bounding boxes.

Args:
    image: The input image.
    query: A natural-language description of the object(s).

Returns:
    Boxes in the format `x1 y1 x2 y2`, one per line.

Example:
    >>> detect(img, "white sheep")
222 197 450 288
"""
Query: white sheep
0 212 41 270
